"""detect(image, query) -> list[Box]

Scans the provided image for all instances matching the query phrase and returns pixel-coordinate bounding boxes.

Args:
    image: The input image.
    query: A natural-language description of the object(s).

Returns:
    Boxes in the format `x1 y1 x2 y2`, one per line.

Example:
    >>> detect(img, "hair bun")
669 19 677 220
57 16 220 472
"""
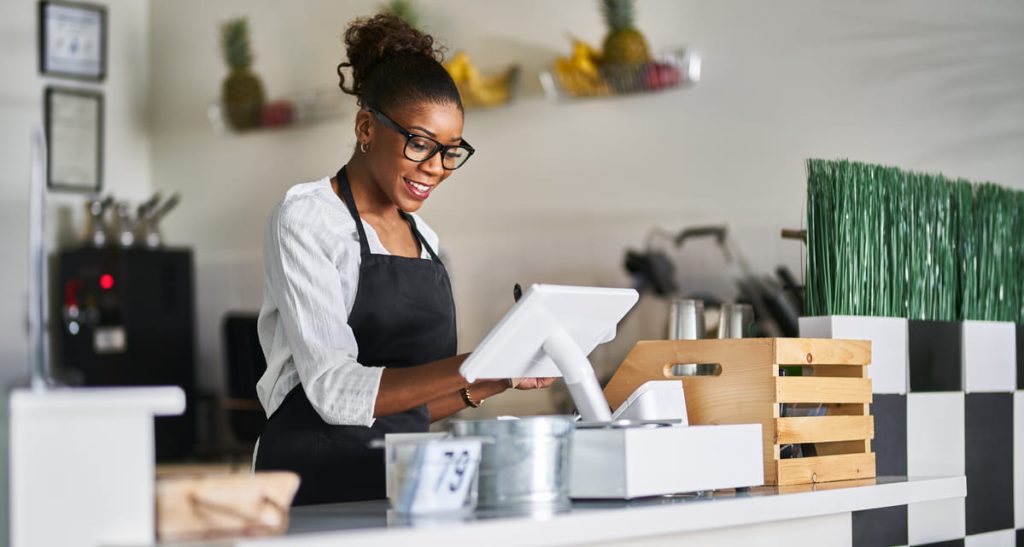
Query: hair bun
338 14 443 100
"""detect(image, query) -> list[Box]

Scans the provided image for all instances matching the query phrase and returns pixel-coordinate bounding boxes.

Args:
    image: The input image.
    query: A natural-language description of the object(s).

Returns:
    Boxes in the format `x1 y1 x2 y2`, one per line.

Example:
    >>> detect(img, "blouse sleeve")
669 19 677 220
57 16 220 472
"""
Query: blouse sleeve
264 198 383 426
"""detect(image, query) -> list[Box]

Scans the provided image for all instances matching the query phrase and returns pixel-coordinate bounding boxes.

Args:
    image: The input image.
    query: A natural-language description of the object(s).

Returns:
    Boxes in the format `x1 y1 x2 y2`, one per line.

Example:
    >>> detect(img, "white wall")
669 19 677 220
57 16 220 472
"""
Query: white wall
148 0 1024 417
0 1 153 544
0 0 154 384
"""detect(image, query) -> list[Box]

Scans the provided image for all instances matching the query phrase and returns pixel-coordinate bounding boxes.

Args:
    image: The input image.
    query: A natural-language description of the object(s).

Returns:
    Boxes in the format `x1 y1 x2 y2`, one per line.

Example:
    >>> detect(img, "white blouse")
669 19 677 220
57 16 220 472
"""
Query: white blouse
255 176 440 427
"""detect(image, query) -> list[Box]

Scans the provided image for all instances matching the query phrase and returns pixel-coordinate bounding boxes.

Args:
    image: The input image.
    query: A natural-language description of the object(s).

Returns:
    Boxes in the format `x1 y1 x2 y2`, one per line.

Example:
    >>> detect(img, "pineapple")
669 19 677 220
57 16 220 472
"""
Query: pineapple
599 0 651 65
220 18 265 130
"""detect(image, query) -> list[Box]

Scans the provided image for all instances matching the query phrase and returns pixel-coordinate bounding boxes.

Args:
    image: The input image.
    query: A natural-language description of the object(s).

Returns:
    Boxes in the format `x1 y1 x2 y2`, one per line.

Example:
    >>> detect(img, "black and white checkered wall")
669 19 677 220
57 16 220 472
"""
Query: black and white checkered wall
800 317 1023 547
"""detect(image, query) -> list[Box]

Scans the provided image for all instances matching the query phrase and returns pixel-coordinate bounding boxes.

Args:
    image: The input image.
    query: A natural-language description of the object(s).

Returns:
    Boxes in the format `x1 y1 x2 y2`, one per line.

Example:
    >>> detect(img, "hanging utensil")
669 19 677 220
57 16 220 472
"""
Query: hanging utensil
140 193 181 248
82 195 115 248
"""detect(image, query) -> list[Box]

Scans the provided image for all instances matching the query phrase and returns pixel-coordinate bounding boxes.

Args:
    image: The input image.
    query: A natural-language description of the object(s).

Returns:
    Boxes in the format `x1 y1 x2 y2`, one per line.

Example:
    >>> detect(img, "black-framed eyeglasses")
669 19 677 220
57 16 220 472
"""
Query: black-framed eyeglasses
368 107 475 170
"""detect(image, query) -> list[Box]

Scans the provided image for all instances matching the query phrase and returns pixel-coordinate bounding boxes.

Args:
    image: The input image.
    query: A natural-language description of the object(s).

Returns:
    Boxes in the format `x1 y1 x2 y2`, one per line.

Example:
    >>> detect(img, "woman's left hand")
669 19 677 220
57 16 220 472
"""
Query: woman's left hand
510 377 558 390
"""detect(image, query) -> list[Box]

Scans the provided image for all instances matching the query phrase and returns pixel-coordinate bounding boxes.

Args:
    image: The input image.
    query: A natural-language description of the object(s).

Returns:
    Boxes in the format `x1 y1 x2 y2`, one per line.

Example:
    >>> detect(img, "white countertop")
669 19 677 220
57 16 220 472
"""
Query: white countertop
167 476 964 547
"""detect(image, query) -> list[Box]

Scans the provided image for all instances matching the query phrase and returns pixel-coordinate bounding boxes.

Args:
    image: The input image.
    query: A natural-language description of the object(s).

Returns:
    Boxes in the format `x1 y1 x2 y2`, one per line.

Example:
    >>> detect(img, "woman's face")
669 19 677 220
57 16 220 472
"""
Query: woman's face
363 100 465 213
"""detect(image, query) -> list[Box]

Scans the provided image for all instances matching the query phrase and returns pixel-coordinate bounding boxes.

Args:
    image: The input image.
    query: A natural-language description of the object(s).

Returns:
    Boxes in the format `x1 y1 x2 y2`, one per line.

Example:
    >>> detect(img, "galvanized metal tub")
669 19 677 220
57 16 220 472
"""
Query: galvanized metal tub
449 416 575 512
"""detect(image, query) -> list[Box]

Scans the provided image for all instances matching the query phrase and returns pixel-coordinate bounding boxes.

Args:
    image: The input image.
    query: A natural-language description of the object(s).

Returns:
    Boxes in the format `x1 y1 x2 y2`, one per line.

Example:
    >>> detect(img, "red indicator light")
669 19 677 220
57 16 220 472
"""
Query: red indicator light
99 274 115 290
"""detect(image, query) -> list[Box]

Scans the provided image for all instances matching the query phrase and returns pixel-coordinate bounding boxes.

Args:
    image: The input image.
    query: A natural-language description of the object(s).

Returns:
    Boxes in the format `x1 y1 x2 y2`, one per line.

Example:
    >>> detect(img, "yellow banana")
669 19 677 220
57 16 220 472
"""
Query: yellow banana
445 51 513 107
443 51 471 83
554 39 609 97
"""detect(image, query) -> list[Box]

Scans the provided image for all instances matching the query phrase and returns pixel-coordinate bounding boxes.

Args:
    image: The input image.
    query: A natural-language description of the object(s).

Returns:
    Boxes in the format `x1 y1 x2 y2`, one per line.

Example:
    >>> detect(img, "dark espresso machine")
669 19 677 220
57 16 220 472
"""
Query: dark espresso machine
54 195 197 461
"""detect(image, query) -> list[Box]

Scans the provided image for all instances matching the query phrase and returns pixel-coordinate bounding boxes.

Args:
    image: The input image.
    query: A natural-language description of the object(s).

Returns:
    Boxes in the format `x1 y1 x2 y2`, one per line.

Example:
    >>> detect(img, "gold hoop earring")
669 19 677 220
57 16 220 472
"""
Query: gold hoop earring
360 141 370 154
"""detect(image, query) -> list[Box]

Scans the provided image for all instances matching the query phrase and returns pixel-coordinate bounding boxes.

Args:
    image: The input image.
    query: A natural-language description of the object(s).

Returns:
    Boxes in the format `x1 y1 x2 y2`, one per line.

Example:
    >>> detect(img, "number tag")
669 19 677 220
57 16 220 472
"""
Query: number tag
394 439 482 515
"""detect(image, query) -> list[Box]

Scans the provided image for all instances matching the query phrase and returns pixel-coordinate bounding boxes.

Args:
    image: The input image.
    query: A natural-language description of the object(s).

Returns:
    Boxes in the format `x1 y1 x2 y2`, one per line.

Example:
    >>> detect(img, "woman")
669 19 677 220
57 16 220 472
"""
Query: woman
253 14 554 506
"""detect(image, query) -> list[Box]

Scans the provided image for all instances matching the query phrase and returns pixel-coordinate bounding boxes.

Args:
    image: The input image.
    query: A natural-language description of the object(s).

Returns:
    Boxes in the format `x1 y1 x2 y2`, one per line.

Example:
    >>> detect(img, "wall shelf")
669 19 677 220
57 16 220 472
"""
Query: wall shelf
540 48 701 101
207 88 348 134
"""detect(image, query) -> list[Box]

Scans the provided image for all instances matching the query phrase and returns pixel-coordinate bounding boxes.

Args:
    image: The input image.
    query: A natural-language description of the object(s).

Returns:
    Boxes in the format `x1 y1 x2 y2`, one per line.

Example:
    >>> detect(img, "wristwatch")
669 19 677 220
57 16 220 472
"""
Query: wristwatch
460 386 483 408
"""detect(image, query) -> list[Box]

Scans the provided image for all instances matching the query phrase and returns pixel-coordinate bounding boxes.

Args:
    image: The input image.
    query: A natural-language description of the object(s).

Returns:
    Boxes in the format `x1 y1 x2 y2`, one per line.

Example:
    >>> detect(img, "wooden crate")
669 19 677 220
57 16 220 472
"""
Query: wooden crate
604 338 875 486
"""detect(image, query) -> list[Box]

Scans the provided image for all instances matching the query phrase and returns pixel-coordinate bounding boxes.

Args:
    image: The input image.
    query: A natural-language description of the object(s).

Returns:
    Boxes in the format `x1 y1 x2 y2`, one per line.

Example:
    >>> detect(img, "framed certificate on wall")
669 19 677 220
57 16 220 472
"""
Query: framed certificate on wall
45 87 104 192
39 1 107 81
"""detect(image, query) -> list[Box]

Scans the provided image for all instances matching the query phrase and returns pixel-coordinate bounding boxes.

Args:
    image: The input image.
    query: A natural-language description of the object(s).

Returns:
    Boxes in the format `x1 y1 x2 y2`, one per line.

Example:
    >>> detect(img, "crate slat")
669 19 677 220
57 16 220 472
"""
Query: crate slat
776 416 874 444
775 452 876 486
775 377 872 403
773 338 871 366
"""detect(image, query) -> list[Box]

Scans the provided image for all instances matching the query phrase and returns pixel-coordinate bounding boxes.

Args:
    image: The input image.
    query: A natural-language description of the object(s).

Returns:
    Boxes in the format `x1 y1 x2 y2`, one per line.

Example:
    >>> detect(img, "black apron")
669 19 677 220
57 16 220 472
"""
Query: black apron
255 166 457 505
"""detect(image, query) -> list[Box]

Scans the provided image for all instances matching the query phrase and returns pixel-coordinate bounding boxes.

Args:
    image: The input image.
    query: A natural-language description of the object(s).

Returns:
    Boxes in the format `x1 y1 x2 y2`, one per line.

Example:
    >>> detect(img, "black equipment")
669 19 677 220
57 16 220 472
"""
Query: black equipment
54 247 196 461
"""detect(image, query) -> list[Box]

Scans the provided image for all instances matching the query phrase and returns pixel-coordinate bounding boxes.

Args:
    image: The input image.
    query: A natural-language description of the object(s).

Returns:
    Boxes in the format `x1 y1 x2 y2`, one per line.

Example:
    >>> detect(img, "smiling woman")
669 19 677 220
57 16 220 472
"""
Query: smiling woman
251 13 554 507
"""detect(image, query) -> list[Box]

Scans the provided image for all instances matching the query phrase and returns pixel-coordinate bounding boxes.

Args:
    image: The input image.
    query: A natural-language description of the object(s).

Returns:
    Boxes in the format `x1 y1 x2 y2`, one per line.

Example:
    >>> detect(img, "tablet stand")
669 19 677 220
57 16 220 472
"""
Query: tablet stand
542 327 612 422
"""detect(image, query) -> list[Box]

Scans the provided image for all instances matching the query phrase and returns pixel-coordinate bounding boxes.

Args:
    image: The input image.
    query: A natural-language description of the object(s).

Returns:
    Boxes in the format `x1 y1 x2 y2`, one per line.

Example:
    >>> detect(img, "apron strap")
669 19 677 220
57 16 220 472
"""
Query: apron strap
335 166 371 257
399 211 443 264
336 166 443 264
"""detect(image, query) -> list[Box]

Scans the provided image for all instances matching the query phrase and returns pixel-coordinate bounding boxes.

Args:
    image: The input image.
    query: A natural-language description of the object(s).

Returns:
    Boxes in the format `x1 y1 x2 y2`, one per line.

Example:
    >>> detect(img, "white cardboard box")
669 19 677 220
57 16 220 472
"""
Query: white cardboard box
10 387 185 547
799 315 908 394
962 320 1017 393
569 424 764 499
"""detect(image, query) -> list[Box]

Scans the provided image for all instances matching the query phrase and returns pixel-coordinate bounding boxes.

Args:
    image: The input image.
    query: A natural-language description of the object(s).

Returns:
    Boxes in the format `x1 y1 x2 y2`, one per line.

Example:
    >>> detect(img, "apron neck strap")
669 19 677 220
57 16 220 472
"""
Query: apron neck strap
335 166 371 257
336 166 443 264
399 211 442 263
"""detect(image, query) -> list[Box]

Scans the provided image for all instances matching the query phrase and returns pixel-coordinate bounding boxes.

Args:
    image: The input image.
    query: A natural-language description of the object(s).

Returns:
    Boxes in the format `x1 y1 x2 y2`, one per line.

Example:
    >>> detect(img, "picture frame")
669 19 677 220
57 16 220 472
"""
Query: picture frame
38 0 107 81
45 86 104 193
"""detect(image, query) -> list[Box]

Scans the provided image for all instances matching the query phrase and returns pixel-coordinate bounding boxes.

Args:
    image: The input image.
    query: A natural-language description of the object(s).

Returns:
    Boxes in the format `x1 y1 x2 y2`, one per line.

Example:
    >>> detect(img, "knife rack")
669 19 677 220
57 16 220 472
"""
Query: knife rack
604 338 876 486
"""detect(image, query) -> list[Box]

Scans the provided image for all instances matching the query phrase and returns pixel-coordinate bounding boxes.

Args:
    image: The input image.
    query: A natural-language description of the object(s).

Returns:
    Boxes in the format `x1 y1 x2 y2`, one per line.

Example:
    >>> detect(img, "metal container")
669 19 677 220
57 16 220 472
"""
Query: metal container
668 298 704 341
718 303 755 338
669 298 705 377
449 416 574 512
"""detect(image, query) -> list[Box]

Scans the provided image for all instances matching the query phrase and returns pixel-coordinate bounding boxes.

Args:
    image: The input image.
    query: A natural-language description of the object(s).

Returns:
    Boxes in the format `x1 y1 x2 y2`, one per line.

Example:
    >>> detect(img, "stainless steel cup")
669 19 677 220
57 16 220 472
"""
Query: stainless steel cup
449 416 574 513
718 303 755 338
668 299 704 341
668 299 704 377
